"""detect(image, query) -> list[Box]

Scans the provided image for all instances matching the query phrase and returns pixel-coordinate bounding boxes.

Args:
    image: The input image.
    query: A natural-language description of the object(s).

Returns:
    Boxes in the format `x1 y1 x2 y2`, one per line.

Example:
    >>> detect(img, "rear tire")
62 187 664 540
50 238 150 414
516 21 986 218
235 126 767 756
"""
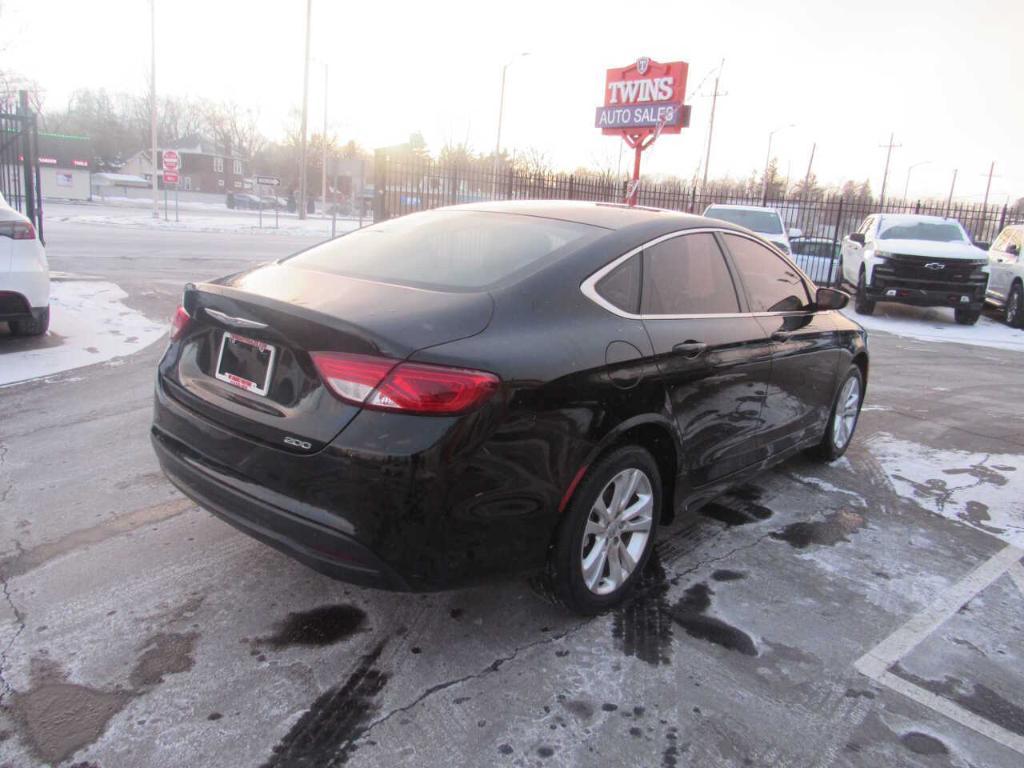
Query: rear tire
855 269 875 315
954 307 980 326
9 306 50 337
1005 283 1023 329
550 446 661 615
808 365 863 462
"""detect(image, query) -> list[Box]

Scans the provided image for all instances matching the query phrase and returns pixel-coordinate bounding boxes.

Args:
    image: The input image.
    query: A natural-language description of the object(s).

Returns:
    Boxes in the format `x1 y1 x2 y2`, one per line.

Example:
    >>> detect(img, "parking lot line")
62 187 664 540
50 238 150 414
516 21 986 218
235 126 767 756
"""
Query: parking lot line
854 544 1024 755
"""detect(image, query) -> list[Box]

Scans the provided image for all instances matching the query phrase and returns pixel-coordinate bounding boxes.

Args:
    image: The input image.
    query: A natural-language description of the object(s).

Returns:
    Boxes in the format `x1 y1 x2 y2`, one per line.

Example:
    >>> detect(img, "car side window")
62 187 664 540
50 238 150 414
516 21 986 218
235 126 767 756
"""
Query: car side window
595 254 641 314
858 216 875 237
992 228 1011 253
640 233 740 316
723 234 813 313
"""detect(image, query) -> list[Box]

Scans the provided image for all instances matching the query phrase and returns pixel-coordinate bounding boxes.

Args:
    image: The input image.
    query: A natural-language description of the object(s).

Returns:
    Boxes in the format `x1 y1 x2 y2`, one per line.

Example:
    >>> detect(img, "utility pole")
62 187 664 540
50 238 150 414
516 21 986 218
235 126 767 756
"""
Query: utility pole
877 132 901 208
322 62 328 216
802 142 816 197
493 53 529 194
762 124 794 205
946 168 958 214
298 0 312 220
903 160 931 201
700 60 726 193
149 0 158 219
981 161 996 211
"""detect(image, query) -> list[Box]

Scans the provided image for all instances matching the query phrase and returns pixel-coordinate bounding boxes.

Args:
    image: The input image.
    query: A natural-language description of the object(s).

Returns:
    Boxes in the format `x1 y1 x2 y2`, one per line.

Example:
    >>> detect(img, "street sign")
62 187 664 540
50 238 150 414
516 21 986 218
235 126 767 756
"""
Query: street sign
255 175 280 187
162 149 180 172
163 171 179 185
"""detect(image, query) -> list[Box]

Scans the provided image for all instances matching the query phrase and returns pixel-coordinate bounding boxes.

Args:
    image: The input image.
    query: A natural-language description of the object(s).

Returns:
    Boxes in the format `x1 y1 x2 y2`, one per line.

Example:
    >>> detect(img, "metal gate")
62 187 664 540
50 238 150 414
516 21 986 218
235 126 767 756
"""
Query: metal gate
0 90 44 242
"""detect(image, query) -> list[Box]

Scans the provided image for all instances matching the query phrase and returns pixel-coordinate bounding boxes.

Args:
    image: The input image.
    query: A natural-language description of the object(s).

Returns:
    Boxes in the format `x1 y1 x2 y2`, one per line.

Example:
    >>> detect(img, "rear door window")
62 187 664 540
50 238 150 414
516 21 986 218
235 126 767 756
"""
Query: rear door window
595 254 641 314
640 233 740 316
723 234 812 313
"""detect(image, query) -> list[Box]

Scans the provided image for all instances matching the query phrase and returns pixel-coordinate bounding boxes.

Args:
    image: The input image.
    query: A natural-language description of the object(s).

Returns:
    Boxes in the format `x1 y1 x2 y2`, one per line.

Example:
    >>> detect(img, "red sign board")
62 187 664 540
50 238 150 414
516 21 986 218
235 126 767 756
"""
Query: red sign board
596 58 689 136
161 149 180 172
163 171 180 185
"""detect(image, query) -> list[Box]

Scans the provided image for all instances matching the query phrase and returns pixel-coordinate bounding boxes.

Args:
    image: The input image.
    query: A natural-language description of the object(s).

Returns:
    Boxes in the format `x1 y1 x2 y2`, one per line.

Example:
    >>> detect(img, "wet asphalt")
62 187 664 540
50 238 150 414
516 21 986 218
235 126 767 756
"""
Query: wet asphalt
1 213 1023 767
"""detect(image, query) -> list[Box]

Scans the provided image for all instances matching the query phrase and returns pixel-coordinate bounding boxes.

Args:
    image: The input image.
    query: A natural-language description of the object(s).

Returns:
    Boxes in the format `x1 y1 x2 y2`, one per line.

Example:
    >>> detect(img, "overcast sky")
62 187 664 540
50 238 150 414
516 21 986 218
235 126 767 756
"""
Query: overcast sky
3 0 1022 202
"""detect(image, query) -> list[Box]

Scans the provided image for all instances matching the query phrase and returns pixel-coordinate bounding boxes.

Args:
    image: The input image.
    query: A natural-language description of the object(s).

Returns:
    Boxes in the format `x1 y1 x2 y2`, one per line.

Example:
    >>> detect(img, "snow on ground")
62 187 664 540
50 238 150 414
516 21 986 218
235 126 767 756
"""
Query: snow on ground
841 303 1024 352
792 253 838 284
868 432 1024 546
53 210 361 238
0 281 165 386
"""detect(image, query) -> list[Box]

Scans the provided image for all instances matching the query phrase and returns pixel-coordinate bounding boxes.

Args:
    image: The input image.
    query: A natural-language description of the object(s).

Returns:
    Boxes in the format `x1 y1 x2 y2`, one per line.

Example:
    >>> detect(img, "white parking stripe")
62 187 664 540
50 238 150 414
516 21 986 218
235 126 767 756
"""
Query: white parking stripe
854 544 1024 754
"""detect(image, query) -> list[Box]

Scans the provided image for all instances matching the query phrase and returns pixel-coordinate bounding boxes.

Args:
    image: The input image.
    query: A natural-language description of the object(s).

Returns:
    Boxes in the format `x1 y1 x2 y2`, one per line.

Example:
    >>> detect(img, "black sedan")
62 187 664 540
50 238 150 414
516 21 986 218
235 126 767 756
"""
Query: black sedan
151 201 868 614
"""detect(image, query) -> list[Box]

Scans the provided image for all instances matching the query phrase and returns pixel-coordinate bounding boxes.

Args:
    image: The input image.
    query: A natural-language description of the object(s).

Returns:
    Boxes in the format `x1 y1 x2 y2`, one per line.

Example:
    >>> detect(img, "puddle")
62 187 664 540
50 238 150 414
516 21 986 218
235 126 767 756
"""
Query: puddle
771 510 865 549
700 501 773 527
129 632 198 688
261 604 367 649
611 557 674 666
900 732 948 756
263 641 388 767
12 658 132 765
710 570 746 582
666 584 757 656
958 500 1005 535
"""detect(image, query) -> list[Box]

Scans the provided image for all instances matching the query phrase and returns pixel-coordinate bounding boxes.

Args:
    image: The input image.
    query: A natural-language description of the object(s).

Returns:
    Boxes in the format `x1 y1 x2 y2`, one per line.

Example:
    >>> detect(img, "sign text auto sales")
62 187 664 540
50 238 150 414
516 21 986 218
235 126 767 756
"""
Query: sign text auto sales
594 59 690 133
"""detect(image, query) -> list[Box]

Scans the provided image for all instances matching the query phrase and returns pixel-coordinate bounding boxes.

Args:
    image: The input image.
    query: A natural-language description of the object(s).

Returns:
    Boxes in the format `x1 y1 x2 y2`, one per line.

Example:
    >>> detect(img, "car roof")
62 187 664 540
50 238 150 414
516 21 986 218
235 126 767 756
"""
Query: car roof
703 203 781 214
452 199 710 231
876 213 963 224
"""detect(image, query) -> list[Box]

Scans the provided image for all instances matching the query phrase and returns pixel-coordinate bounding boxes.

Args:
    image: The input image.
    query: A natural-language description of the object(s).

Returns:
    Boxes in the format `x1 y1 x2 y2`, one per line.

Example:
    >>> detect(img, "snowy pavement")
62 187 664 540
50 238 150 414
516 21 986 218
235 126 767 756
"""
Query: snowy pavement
842 303 1024 352
0 279 166 387
49 209 360 238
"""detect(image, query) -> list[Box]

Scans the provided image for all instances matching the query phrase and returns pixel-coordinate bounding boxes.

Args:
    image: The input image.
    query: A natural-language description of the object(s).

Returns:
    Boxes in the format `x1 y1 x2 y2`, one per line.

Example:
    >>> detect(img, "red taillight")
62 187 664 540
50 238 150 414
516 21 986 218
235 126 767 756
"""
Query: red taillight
0 220 35 240
169 306 191 341
311 351 499 415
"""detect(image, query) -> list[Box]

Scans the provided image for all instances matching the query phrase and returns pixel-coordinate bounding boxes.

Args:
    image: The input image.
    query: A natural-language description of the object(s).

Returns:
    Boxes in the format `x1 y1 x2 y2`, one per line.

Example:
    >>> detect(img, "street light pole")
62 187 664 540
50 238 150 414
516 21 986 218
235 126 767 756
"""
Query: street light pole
877 132 901 208
903 160 931 201
322 62 328 216
298 0 312 220
946 168 958 215
149 0 158 219
761 124 794 205
493 53 528 193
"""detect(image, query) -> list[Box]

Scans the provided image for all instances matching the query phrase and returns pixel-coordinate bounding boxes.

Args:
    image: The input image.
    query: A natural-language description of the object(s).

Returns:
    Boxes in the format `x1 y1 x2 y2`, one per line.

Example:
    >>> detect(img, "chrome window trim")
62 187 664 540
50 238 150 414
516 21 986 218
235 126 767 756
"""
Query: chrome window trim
580 227 822 321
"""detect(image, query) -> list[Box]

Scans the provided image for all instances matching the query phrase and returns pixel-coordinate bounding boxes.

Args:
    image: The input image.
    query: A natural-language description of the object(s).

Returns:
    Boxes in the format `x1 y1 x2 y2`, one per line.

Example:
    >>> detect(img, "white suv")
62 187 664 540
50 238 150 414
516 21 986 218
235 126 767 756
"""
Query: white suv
0 192 49 336
703 204 800 254
840 214 989 325
986 224 1024 328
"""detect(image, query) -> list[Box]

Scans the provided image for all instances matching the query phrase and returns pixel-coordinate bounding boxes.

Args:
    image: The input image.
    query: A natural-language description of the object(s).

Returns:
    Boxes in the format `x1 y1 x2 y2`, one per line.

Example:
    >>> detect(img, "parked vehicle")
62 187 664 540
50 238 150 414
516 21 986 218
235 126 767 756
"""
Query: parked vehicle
703 204 800 254
230 193 263 210
151 201 868 613
985 224 1024 328
0 191 49 336
840 214 989 324
790 236 840 285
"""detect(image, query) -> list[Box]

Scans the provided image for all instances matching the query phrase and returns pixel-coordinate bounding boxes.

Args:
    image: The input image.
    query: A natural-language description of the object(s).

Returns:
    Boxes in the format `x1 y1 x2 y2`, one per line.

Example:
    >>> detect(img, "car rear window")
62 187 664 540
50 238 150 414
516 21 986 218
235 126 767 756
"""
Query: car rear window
286 210 600 290
704 207 784 235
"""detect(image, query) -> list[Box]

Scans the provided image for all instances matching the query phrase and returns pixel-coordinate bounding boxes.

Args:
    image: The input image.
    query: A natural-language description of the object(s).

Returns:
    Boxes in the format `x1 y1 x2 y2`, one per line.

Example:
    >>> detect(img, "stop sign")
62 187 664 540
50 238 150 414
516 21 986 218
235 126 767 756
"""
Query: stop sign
162 149 180 172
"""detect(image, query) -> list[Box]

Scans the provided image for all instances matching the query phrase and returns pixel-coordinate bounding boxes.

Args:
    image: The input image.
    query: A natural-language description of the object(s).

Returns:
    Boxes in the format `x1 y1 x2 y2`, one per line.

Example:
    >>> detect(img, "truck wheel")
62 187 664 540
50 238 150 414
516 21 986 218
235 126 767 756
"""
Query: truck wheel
9 306 50 337
855 270 875 316
954 307 980 326
1006 283 1023 329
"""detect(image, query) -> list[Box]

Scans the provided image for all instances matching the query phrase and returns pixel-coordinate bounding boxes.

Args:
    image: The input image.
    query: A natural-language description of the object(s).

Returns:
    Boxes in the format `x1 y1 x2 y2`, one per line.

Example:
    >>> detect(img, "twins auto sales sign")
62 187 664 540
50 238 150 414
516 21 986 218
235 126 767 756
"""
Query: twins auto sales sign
595 58 690 135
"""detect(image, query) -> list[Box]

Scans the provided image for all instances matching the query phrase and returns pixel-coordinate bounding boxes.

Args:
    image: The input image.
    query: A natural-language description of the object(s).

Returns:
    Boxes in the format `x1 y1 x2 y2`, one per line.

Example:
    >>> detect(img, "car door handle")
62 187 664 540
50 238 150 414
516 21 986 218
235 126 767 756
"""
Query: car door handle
673 341 708 358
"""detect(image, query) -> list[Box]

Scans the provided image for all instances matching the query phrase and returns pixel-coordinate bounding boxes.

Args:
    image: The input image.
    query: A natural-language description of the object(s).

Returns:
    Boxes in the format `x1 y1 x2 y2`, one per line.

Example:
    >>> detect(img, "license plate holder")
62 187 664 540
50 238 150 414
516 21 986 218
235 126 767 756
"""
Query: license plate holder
214 331 277 397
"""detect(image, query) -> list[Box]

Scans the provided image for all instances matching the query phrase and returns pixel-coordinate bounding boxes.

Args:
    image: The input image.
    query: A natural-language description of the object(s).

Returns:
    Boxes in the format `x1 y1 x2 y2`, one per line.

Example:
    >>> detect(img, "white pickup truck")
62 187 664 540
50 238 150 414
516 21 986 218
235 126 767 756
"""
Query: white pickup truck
840 214 989 325
985 224 1024 328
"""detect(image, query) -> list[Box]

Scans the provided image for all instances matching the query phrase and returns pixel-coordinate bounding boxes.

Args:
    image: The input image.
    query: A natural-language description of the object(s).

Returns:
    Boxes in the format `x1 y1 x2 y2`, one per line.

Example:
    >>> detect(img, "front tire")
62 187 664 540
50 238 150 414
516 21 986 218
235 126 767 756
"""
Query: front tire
550 446 660 615
9 306 50 337
809 365 864 462
855 269 875 315
1005 283 1023 329
954 307 980 325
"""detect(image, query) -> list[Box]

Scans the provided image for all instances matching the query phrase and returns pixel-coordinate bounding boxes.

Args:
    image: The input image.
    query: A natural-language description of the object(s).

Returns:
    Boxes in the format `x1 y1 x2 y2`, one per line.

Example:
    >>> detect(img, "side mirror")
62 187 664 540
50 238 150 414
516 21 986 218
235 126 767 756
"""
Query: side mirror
815 286 849 311
849 232 866 245
788 227 803 239
1008 244 1021 257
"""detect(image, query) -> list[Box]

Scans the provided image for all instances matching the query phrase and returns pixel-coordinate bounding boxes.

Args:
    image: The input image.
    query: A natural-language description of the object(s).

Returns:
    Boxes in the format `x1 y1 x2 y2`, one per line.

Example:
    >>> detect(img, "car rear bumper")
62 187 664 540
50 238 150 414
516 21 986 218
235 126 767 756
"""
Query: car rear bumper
151 426 412 590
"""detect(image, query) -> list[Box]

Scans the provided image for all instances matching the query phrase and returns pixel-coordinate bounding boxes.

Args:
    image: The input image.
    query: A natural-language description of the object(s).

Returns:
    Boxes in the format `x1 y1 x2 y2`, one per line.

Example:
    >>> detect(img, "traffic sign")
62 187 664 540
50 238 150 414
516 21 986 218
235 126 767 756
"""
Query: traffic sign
255 175 280 187
162 149 180 172
163 171 180 185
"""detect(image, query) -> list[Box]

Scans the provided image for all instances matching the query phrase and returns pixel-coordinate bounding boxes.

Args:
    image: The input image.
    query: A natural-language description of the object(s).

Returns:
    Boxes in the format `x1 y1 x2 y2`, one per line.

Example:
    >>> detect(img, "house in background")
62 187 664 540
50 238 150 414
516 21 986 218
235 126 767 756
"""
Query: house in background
37 132 92 201
121 134 248 194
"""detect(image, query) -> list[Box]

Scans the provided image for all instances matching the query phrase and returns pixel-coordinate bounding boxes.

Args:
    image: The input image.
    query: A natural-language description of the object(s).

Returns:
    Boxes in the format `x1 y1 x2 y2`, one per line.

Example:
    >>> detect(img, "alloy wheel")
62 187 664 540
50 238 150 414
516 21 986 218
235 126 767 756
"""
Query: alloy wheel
1008 286 1021 327
833 376 861 450
580 468 654 595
